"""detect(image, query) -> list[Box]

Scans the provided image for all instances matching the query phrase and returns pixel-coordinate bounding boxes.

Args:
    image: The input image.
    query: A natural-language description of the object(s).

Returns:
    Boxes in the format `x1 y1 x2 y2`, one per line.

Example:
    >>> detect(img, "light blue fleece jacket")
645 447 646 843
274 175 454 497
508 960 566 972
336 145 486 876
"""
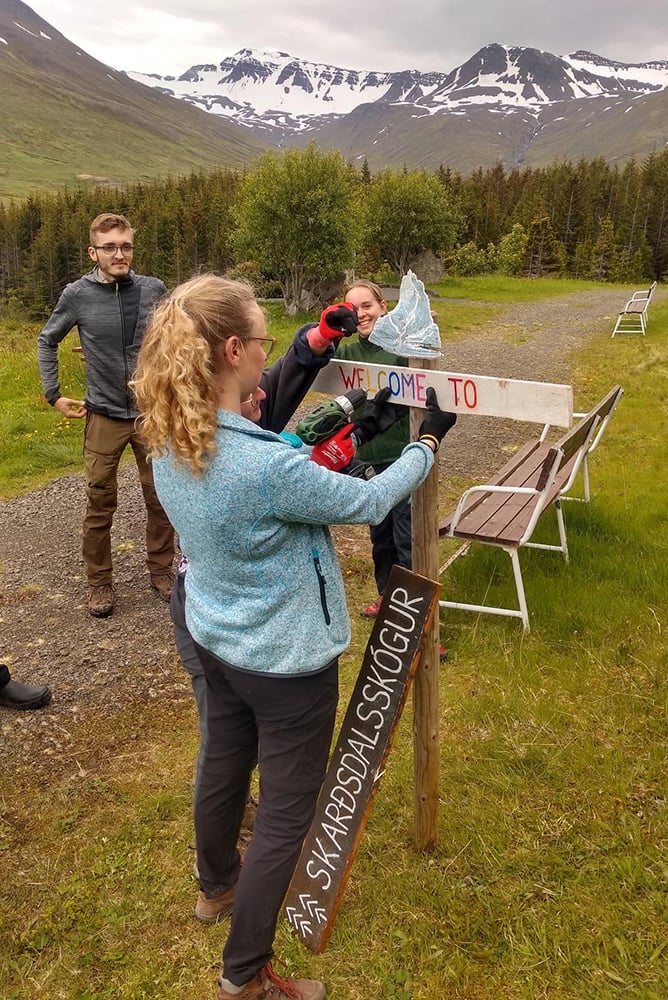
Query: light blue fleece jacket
153 411 434 676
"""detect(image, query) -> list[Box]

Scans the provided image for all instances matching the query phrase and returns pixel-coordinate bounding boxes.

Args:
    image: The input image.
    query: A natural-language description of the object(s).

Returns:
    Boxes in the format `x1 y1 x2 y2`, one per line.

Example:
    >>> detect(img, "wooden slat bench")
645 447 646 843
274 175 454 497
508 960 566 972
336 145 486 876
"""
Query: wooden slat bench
611 281 657 337
437 385 623 630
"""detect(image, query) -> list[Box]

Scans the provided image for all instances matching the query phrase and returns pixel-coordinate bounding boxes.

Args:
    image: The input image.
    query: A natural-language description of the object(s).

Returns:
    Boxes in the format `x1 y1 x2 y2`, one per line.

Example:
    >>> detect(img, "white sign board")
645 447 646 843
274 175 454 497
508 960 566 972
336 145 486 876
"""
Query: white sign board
311 361 573 428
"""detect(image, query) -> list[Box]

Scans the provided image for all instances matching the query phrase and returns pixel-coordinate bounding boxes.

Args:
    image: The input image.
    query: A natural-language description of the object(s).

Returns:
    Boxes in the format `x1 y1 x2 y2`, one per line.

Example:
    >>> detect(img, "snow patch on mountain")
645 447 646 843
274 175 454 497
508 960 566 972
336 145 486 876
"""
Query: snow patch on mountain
128 44 668 135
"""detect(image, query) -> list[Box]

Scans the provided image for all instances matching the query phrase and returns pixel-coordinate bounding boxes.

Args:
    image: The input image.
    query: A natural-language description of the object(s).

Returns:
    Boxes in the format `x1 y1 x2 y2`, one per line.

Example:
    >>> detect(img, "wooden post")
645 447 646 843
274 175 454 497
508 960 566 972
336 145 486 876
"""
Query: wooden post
409 356 441 851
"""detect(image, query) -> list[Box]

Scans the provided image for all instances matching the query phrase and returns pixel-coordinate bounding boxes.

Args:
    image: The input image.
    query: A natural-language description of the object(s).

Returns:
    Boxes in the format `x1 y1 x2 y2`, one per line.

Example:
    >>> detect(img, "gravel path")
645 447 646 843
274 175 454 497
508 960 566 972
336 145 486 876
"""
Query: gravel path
433 287 632 478
0 285 658 775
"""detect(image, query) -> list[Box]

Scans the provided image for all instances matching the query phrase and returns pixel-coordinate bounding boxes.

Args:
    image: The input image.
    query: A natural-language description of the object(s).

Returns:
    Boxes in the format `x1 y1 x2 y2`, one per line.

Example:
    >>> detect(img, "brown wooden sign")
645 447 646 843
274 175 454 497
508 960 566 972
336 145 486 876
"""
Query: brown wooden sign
284 565 440 952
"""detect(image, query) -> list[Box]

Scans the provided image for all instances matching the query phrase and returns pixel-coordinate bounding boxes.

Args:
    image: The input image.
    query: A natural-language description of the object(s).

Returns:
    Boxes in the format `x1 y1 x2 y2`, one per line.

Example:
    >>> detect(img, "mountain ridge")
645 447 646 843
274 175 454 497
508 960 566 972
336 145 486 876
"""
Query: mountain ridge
1 0 667 198
127 42 668 170
129 43 668 131
0 0 263 198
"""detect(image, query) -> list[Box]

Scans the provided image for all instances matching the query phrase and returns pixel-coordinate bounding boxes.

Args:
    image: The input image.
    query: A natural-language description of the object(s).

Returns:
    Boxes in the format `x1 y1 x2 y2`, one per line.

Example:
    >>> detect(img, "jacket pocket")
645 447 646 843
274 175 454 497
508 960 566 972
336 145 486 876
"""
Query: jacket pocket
312 547 331 625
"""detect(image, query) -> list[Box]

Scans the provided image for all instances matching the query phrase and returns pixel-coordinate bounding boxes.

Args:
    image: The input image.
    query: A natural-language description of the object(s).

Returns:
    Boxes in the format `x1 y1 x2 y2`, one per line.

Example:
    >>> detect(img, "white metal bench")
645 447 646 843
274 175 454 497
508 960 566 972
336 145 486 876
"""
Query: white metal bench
438 386 623 630
611 281 657 337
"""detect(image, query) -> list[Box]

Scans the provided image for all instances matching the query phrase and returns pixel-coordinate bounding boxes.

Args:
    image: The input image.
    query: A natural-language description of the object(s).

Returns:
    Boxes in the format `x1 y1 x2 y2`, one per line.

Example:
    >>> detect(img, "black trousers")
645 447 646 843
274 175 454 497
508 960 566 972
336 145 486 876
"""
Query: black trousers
171 571 208 791
194 642 338 986
369 463 412 594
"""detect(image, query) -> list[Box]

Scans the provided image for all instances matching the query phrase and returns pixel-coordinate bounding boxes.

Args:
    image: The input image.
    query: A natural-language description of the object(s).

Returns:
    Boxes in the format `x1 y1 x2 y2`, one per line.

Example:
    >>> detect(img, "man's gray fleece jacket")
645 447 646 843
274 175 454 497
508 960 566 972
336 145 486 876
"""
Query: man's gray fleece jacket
37 270 167 420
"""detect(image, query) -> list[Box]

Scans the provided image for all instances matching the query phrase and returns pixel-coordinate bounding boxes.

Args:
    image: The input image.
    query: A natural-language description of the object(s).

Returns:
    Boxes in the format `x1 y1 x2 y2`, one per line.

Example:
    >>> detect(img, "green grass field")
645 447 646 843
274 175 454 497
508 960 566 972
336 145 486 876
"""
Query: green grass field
1 279 667 1000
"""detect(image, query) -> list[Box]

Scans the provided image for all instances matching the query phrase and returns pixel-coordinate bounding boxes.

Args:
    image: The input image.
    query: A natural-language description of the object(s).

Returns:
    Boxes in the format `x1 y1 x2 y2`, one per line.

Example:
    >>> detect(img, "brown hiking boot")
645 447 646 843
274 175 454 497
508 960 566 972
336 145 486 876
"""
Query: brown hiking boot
150 571 174 603
194 883 236 924
88 583 114 618
216 961 326 1000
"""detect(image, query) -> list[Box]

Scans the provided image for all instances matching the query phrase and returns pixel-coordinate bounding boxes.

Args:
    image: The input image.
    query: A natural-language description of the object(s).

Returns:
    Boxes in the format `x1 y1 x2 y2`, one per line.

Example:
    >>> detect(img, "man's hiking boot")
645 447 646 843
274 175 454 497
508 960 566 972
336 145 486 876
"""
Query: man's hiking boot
88 583 114 618
194 883 236 924
216 961 326 1000
360 596 382 619
150 571 174 603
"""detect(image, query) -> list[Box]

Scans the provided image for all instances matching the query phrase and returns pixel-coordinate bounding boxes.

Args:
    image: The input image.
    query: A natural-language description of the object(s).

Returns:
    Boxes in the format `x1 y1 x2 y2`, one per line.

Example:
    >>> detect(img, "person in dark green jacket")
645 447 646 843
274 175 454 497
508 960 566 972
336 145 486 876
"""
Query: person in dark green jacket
337 280 449 658
336 280 412 616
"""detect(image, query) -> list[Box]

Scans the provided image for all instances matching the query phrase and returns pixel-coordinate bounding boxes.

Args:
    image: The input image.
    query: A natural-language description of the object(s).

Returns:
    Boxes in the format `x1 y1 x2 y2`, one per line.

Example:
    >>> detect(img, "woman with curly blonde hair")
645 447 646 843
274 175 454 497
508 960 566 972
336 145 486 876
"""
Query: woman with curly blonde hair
132 272 452 1000
139 273 355 902
133 274 260 474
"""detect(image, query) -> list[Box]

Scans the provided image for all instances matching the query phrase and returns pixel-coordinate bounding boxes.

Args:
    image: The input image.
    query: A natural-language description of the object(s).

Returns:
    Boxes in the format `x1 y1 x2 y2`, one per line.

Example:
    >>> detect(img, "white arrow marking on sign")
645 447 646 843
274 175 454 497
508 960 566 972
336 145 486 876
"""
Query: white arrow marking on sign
285 908 312 935
297 894 327 923
311 361 573 428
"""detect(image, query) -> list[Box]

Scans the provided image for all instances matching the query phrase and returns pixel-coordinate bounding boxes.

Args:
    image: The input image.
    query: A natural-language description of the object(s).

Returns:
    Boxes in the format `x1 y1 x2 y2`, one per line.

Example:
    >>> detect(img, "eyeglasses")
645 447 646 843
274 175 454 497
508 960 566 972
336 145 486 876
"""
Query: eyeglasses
247 336 276 359
93 243 135 256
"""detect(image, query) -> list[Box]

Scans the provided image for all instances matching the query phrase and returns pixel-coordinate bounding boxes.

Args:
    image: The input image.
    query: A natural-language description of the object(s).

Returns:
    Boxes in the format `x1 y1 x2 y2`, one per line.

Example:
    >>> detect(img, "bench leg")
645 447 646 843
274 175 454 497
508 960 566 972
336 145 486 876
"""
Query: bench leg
556 500 569 562
438 543 528 628
582 458 591 504
508 548 530 631
439 546 531 631
524 502 570 561
562 458 591 503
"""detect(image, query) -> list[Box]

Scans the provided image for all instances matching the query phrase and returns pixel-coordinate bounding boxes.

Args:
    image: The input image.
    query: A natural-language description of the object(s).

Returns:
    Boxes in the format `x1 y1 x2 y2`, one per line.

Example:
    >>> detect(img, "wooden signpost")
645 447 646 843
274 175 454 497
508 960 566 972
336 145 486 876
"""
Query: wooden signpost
408 357 441 851
284 565 440 953
311 359 573 428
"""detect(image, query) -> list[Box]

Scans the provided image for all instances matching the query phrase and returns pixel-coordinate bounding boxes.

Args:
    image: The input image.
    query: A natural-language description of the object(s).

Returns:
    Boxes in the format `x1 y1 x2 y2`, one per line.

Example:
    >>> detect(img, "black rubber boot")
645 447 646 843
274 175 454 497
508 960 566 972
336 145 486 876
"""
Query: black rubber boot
0 666 52 710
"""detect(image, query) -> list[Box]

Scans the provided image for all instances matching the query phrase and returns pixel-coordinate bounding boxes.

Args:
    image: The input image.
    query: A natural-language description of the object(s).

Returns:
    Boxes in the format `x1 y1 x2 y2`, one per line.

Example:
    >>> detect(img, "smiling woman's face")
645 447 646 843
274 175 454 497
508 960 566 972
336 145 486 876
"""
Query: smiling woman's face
344 285 387 339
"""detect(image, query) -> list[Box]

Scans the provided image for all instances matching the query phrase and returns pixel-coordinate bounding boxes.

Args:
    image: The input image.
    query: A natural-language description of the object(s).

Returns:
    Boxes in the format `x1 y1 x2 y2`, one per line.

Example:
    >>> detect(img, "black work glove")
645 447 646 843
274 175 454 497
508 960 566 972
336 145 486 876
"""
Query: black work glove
318 302 359 341
418 387 457 451
352 386 407 445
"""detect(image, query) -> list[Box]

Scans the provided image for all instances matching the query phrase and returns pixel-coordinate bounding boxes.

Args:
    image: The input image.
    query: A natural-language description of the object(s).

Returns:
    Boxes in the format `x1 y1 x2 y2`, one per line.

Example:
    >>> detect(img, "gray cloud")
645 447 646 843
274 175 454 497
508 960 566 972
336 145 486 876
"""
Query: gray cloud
36 0 668 77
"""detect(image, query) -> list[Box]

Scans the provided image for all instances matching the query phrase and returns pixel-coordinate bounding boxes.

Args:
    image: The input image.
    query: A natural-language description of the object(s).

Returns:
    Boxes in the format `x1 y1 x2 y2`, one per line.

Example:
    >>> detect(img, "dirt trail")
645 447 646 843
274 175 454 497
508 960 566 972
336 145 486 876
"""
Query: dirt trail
0 285 659 775
434 286 636 478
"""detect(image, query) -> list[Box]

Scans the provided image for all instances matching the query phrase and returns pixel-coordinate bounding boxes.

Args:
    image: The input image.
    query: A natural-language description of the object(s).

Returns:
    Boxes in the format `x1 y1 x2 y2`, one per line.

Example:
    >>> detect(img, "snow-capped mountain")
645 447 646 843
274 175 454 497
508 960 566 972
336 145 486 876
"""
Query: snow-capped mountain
129 44 668 134
130 48 441 131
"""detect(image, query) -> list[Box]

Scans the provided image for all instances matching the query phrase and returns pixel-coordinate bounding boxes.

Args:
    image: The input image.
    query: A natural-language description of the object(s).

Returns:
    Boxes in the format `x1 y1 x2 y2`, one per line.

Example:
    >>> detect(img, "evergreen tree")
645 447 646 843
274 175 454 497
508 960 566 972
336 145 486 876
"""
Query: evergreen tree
642 151 668 278
591 217 622 281
523 216 566 277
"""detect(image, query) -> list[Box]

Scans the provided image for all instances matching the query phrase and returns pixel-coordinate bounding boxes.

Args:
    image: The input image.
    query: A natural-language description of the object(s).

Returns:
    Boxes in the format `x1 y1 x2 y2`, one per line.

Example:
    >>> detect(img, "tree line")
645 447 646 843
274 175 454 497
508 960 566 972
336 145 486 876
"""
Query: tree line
1 144 666 317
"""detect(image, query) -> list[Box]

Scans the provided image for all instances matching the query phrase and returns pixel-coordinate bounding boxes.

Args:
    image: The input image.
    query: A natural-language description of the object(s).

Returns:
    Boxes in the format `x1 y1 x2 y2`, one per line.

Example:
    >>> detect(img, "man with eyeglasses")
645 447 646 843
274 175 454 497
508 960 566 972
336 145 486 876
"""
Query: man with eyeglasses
37 212 174 619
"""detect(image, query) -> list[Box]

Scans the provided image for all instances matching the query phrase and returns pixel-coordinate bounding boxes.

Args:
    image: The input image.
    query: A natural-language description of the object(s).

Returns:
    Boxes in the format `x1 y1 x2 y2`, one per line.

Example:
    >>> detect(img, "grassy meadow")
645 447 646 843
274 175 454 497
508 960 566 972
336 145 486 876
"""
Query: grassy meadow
1 278 667 1000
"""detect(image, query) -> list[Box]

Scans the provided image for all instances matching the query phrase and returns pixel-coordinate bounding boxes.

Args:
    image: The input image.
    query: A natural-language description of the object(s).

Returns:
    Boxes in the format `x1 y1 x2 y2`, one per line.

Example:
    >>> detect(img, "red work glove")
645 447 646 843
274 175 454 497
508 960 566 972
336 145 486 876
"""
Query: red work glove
319 302 359 340
310 424 356 472
307 302 359 353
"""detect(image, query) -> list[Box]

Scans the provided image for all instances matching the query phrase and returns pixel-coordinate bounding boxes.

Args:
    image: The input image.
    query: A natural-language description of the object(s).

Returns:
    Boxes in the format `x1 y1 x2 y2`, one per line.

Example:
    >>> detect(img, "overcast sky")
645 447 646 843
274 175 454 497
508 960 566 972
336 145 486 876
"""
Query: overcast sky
29 0 668 76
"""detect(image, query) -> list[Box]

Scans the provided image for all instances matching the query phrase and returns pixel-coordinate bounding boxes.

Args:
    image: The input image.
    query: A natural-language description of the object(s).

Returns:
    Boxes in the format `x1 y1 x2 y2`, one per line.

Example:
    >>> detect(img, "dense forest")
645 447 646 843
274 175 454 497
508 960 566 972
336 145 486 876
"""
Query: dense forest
1 149 666 317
